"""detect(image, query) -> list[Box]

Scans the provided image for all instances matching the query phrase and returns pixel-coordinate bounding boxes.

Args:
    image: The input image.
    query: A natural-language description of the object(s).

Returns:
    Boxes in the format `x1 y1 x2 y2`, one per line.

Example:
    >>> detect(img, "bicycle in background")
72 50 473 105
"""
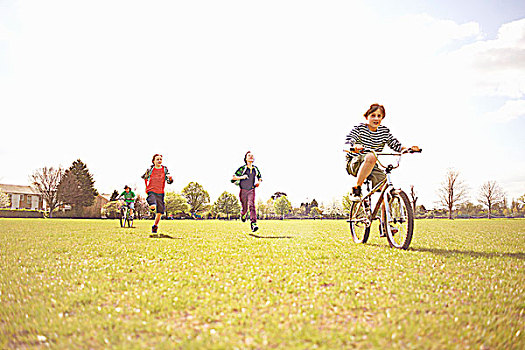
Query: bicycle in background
119 200 134 228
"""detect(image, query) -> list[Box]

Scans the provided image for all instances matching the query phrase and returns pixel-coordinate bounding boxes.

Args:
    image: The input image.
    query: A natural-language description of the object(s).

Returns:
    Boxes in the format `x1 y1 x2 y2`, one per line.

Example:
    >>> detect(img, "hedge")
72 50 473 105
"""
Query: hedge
0 209 45 218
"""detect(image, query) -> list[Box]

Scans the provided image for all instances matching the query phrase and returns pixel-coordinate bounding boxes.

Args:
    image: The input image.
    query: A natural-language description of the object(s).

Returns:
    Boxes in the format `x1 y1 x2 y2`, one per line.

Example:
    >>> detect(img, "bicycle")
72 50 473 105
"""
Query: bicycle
119 200 134 228
344 147 422 249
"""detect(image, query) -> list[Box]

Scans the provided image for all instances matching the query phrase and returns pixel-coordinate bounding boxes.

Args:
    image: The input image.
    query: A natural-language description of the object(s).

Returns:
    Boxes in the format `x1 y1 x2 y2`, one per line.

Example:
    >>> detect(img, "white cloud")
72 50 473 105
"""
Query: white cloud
483 99 525 122
446 18 525 100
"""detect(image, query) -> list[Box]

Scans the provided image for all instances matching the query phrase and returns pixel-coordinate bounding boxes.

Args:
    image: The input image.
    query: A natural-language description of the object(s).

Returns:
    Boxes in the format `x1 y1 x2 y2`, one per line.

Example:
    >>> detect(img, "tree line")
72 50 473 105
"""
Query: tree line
1 160 524 220
416 168 525 219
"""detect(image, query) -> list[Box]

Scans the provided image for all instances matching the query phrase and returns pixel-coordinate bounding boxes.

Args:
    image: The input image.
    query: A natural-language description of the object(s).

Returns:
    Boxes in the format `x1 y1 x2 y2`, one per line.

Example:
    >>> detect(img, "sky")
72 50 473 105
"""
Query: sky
1 0 524 210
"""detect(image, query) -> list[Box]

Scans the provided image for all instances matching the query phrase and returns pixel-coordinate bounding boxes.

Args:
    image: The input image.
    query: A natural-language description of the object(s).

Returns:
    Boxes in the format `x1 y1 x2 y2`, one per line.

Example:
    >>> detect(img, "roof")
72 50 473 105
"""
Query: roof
100 193 112 201
0 184 41 195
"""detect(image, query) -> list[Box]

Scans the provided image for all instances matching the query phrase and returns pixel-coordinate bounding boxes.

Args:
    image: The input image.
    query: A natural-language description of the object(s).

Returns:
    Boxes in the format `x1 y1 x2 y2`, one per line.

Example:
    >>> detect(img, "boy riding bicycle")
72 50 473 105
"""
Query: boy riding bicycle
119 185 136 218
345 104 420 200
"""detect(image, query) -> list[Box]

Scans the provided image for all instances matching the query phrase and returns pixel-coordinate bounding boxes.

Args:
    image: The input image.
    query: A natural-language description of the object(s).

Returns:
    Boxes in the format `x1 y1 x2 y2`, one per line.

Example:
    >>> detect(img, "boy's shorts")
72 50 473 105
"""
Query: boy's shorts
123 202 135 210
147 192 165 214
346 153 386 189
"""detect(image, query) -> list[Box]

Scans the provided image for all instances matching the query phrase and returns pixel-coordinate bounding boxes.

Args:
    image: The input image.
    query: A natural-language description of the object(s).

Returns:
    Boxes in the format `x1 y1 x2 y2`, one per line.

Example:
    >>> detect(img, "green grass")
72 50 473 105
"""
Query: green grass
1 218 524 349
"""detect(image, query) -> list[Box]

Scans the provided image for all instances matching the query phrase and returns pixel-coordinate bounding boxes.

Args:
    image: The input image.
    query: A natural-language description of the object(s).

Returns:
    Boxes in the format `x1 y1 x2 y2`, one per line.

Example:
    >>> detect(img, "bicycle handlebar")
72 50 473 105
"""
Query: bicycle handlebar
344 147 422 154
343 148 422 170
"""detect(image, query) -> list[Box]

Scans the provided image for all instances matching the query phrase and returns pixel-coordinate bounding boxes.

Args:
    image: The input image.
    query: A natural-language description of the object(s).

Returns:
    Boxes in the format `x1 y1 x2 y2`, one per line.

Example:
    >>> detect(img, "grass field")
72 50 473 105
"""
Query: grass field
1 218 524 349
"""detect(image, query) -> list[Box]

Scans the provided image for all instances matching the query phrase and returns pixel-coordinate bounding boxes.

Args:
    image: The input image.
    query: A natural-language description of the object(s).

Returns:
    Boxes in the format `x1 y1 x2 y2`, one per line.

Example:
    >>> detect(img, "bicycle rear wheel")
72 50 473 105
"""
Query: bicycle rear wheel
382 190 413 249
349 201 370 244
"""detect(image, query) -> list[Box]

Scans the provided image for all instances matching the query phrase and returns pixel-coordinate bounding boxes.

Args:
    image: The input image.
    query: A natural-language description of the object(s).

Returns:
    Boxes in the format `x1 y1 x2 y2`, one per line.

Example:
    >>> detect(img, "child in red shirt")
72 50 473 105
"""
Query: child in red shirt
141 154 173 234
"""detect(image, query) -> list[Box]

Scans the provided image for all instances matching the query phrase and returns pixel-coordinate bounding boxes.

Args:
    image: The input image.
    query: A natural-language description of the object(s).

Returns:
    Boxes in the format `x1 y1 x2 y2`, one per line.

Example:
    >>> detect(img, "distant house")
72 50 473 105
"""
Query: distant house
0 184 46 210
78 194 110 218
53 194 109 218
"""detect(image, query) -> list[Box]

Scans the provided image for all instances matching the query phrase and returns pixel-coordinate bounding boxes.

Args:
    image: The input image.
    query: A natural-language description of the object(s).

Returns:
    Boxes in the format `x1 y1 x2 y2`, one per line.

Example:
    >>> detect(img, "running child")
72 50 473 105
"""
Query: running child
345 104 420 200
232 151 262 232
141 154 173 234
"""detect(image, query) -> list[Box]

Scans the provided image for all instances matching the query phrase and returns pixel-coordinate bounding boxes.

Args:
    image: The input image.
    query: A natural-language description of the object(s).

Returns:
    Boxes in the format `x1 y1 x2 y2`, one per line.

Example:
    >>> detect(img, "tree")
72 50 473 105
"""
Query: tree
266 198 276 218
274 195 292 219
478 181 505 219
310 206 323 219
257 199 268 219
271 192 287 200
213 191 241 219
437 169 469 219
518 194 525 208
182 182 210 214
101 201 120 219
342 193 352 214
57 160 99 212
110 190 119 202
165 192 190 217
410 185 418 215
0 189 10 208
31 166 64 217
134 195 150 219
326 199 343 218
457 201 483 218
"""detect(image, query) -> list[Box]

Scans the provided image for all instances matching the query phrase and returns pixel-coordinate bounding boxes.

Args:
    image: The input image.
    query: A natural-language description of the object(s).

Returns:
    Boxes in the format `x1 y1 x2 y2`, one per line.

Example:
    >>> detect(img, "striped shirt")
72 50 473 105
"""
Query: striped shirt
345 123 403 158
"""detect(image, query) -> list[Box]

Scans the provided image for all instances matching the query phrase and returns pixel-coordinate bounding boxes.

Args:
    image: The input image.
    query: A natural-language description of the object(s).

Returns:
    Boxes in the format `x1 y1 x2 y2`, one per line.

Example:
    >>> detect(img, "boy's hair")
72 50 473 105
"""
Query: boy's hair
124 185 130 190
244 151 252 164
152 154 162 164
364 104 386 119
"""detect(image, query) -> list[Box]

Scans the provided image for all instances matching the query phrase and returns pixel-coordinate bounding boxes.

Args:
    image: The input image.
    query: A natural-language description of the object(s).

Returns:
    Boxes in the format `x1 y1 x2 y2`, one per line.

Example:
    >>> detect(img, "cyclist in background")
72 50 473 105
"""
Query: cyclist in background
119 185 136 218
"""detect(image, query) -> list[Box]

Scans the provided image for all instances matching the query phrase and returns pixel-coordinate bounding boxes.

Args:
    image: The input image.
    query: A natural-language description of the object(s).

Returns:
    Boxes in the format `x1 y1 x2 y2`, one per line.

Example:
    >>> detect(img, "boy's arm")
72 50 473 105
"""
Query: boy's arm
255 167 262 187
345 126 366 152
386 132 403 152
345 125 360 145
164 166 173 184
232 166 247 181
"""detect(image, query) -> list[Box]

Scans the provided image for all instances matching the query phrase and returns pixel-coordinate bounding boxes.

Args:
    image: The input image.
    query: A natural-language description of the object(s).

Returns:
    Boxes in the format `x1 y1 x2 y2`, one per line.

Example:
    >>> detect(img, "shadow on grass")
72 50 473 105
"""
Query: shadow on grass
367 243 525 260
149 234 182 239
410 246 525 260
249 233 292 239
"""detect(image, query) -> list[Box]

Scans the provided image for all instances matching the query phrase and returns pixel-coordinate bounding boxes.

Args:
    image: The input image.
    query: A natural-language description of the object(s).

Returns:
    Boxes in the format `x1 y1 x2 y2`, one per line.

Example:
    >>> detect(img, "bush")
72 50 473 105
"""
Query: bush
0 209 45 218
102 201 121 219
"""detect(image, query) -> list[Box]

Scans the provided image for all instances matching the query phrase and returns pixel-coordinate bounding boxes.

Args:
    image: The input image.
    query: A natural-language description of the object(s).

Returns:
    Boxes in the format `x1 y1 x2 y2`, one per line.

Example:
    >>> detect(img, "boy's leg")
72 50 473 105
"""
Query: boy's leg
248 189 257 223
356 153 376 187
154 213 162 226
154 194 165 227
239 189 248 216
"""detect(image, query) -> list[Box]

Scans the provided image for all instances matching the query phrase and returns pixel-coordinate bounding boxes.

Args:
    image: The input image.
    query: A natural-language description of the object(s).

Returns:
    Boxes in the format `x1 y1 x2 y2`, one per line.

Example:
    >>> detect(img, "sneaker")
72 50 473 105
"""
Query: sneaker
379 224 386 237
251 222 259 232
348 186 362 202
241 213 247 222
152 225 158 234
381 225 398 237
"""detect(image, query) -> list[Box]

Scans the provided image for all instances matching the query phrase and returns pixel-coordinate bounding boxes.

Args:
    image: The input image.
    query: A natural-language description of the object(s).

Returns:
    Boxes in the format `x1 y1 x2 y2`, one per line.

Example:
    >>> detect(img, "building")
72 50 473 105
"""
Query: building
0 184 46 210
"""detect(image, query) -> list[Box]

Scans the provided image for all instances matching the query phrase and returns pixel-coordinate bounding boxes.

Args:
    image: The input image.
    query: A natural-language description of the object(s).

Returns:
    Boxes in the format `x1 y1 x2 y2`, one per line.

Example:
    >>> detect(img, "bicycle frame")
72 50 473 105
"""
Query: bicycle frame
360 178 389 227
347 150 406 227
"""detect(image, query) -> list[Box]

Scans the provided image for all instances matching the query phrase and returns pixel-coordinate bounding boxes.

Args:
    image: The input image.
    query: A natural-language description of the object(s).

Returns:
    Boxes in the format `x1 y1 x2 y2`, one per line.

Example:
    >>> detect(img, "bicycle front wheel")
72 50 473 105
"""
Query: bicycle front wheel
382 190 413 249
119 209 125 228
349 201 370 244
